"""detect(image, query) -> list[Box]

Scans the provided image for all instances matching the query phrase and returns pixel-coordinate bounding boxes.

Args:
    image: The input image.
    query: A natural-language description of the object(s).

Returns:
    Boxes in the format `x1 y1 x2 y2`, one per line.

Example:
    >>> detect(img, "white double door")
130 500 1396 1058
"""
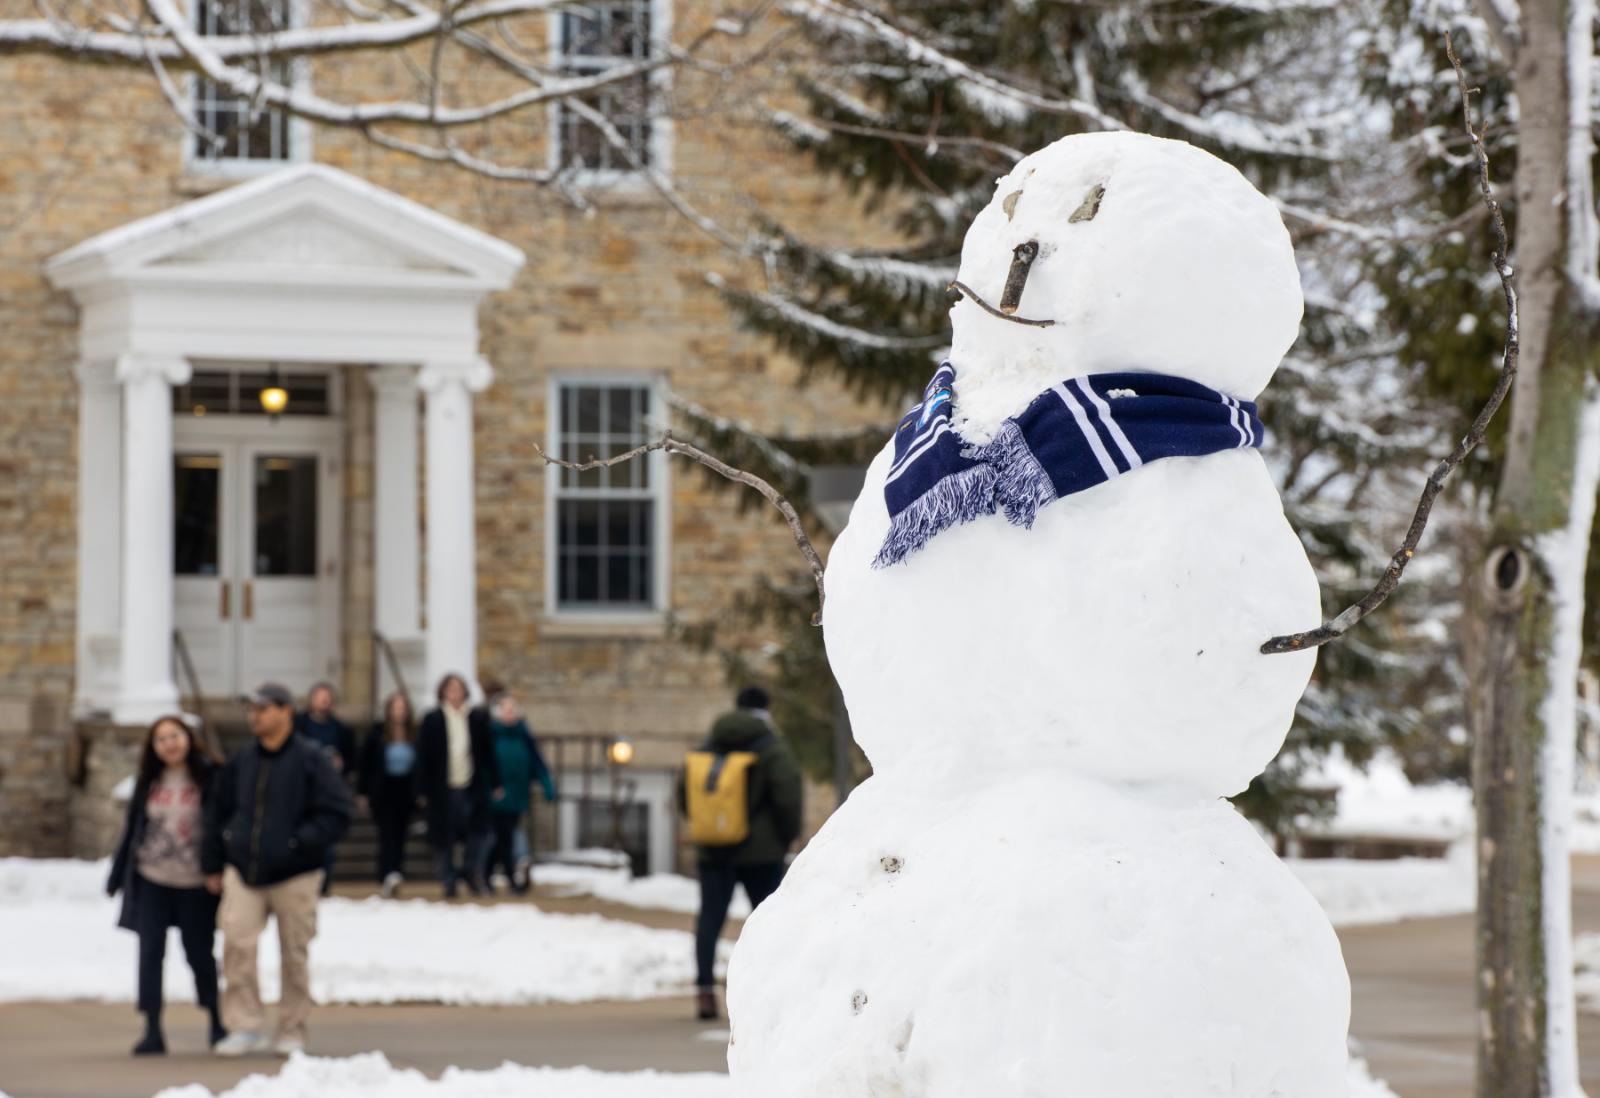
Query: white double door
173 418 343 698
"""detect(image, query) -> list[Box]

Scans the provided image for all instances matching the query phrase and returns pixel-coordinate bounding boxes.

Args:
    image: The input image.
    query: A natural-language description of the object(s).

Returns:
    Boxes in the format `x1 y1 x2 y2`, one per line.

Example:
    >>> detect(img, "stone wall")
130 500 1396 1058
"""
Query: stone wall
0 0 894 856
68 719 146 859
0 695 71 856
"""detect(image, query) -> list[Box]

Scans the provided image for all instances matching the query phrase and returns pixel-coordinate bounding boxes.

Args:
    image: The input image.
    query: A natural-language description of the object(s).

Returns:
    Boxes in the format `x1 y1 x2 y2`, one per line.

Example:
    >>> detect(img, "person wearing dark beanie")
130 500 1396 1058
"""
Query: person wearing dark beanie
678 685 802 1022
735 685 771 712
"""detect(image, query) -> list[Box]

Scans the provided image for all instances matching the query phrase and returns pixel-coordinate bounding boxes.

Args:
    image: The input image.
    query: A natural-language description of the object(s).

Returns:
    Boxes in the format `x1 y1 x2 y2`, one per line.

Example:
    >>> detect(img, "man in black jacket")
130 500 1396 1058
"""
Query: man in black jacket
204 682 352 1058
679 685 803 1022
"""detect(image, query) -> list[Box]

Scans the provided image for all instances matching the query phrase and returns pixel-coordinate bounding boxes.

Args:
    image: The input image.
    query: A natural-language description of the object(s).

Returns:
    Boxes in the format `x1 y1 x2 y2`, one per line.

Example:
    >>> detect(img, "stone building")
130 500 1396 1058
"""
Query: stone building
0 0 885 872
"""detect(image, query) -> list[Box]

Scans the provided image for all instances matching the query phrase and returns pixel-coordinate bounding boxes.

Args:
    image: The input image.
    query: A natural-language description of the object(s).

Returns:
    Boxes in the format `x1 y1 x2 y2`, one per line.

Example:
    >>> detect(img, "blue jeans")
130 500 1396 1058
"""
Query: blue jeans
695 861 785 988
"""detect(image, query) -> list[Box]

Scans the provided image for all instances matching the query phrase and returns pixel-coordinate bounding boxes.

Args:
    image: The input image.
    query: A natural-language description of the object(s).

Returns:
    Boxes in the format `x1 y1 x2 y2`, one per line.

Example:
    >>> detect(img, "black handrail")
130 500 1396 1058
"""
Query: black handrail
371 630 411 716
171 630 224 759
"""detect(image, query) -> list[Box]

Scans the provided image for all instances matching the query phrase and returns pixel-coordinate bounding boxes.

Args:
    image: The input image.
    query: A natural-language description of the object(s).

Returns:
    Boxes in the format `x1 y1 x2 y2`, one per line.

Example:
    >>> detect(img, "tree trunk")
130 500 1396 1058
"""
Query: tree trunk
1474 4 1600 1095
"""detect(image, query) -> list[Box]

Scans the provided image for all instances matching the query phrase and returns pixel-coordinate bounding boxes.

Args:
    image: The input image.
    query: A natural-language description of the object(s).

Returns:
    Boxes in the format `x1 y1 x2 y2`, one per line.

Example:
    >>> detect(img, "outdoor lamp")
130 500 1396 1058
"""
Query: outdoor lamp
607 738 635 766
259 366 289 417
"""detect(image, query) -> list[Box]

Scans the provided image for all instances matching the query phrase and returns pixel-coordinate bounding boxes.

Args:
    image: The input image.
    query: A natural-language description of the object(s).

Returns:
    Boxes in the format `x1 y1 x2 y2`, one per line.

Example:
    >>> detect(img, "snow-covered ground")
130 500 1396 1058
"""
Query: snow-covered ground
0 834 1475 1013
0 858 716 1006
541 863 749 920
144 1052 1398 1098
1287 845 1474 927
1303 749 1472 844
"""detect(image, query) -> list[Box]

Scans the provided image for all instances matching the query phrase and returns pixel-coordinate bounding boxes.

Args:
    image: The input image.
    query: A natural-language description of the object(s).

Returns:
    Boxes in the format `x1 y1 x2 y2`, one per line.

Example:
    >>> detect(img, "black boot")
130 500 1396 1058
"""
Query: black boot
132 1013 166 1056
696 988 719 1022
207 1004 228 1048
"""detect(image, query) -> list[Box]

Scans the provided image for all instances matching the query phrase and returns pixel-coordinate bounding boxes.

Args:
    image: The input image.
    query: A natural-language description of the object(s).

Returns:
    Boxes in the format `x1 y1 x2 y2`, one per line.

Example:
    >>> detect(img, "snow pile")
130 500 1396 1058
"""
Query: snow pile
541 864 749 921
1302 749 1470 843
1345 1056 1400 1098
152 1053 727 1098
147 1052 1399 1098
1287 846 1474 926
0 858 713 1005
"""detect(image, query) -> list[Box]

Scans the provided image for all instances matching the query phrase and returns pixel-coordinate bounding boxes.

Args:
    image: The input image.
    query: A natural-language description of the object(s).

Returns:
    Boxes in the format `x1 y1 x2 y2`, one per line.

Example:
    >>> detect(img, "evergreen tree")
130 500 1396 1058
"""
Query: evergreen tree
685 0 1463 822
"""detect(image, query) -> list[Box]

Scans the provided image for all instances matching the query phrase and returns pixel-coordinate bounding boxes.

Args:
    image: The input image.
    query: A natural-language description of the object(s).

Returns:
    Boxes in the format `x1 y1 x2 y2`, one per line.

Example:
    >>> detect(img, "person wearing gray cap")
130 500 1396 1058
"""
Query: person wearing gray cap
203 682 353 1057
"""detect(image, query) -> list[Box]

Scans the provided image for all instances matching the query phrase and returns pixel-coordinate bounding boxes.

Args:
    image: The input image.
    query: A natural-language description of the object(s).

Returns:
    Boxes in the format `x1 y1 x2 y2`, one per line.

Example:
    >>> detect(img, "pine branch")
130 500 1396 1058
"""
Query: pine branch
1261 32 1519 655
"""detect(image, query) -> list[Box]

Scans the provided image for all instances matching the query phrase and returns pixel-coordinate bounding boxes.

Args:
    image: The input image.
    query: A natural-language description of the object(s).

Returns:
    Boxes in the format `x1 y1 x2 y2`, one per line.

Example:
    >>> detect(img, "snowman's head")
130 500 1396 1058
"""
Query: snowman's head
948 132 1303 442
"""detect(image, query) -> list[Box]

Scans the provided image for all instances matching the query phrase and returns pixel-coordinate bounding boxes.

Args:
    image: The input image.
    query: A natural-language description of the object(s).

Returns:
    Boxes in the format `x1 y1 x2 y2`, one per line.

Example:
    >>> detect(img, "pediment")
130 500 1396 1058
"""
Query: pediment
46 164 523 293
153 206 461 275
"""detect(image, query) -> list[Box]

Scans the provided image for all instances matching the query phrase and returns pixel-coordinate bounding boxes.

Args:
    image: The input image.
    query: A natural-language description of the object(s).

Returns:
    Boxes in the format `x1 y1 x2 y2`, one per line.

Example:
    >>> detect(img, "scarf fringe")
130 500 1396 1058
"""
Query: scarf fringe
977 419 1058 530
872 463 997 568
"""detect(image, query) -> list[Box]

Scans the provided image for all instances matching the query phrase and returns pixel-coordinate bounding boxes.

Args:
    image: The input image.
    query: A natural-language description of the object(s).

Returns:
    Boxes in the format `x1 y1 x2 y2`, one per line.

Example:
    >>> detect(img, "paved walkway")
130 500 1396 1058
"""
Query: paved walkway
1344 854 1600 1097
9 864 1600 1097
0 998 728 1098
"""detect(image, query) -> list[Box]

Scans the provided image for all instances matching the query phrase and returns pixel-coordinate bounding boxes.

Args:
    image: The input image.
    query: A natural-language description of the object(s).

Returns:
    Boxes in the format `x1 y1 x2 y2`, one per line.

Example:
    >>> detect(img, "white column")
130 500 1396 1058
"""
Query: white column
74 360 123 714
419 357 492 700
370 365 422 641
113 353 190 725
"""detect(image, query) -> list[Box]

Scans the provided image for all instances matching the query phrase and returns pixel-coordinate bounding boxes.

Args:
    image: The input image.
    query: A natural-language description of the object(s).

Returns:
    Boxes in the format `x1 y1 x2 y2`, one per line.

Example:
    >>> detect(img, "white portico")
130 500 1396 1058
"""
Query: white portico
47 165 525 724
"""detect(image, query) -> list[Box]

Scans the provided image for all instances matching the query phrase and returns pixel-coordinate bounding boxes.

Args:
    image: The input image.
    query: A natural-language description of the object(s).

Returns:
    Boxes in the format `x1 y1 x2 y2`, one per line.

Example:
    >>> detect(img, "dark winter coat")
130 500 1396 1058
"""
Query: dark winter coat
488 718 556 816
294 711 358 784
416 706 502 844
202 732 354 887
358 723 419 806
107 758 219 931
678 709 804 867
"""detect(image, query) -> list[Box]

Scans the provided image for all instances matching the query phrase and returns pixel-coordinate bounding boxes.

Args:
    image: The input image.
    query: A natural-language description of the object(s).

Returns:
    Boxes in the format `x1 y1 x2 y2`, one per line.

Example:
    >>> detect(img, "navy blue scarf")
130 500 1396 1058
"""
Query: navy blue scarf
874 363 1265 567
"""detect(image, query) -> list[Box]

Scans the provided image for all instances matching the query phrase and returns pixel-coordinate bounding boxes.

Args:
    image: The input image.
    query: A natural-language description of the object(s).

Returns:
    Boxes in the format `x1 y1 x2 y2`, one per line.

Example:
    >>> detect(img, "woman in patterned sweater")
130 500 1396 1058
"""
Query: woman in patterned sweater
107 715 224 1055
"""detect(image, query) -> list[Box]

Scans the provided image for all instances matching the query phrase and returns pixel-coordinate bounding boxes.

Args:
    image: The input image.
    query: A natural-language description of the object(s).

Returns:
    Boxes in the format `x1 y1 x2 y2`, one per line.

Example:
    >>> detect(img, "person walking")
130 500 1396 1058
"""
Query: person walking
106 715 224 1055
205 683 353 1057
294 682 356 894
358 691 419 898
417 673 501 898
483 691 556 895
679 685 802 1021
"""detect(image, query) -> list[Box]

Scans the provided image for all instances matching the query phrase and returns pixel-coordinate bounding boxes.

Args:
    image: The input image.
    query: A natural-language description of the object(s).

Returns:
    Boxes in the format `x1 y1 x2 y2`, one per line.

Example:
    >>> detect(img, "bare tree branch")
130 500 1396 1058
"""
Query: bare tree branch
533 434 828 623
1260 32 1520 655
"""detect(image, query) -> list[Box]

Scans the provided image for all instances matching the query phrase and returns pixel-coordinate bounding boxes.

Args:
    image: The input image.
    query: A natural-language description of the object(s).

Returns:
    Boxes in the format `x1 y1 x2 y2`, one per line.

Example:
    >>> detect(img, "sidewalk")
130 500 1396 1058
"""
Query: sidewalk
0 997 728 1098
1345 854 1600 1097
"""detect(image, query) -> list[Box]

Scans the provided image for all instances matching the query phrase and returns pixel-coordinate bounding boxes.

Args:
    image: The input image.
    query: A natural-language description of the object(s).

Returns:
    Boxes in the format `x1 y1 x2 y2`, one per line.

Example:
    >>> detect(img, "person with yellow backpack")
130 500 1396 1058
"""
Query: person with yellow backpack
679 685 803 1022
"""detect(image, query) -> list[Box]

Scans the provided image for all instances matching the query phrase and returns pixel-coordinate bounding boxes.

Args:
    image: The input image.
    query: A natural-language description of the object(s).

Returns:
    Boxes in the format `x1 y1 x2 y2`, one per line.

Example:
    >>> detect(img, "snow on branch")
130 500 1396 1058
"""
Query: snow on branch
1118 71 1341 162
142 0 672 129
1262 33 1520 655
0 0 572 61
784 0 1126 132
706 273 949 353
1566 0 1600 309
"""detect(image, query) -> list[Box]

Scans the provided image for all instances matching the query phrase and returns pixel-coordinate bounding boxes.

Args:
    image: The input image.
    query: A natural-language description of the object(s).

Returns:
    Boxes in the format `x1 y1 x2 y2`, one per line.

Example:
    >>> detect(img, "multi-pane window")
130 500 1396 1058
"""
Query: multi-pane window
553 2 658 173
553 382 661 610
192 0 294 164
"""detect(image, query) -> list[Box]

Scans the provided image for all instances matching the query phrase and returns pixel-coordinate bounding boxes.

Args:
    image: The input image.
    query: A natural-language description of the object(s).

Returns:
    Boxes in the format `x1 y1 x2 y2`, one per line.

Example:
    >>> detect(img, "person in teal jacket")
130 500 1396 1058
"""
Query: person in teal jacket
483 692 556 895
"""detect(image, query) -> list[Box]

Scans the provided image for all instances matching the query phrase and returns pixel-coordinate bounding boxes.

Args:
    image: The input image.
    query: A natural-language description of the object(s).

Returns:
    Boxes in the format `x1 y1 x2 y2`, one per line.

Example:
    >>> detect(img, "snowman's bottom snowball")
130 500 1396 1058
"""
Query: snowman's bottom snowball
727 774 1351 1098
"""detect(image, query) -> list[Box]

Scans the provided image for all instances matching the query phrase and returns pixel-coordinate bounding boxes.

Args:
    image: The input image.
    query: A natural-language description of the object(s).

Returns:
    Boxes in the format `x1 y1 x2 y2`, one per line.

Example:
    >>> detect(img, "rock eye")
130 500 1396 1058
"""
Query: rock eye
1070 183 1106 223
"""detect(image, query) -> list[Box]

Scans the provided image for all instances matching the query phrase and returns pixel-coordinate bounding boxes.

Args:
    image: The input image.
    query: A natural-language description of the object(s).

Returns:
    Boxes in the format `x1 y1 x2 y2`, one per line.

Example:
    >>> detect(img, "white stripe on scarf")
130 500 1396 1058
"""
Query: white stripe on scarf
1053 384 1119 478
1072 377 1144 471
886 420 954 486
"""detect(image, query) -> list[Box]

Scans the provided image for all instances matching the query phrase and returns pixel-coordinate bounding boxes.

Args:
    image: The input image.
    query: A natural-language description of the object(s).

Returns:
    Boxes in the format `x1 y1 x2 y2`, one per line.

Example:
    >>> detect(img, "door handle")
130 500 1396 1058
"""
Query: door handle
220 582 231 620
243 581 254 621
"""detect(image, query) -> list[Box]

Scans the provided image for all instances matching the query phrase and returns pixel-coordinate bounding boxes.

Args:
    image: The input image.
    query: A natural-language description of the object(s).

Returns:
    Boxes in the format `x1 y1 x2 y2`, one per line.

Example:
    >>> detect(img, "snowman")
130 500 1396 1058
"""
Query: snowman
725 132 1352 1096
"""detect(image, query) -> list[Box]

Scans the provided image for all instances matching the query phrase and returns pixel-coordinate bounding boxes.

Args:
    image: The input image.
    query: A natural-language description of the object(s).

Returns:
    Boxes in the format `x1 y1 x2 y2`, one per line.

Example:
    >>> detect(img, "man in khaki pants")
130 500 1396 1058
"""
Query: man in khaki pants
203 683 352 1057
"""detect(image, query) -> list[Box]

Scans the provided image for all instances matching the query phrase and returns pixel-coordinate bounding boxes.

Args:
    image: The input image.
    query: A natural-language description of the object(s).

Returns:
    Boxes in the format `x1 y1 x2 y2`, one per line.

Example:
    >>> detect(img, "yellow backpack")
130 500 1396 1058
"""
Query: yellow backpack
684 742 766 846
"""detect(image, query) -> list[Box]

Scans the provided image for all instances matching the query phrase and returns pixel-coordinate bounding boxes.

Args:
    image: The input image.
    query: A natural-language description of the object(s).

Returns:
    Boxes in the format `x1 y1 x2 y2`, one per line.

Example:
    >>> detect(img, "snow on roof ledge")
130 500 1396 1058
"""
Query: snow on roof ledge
45 163 525 293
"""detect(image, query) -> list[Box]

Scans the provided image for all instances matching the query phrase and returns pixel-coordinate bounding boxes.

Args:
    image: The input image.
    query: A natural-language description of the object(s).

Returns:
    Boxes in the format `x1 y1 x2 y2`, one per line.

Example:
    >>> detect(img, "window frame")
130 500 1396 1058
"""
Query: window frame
181 0 313 176
545 0 675 187
544 371 671 621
